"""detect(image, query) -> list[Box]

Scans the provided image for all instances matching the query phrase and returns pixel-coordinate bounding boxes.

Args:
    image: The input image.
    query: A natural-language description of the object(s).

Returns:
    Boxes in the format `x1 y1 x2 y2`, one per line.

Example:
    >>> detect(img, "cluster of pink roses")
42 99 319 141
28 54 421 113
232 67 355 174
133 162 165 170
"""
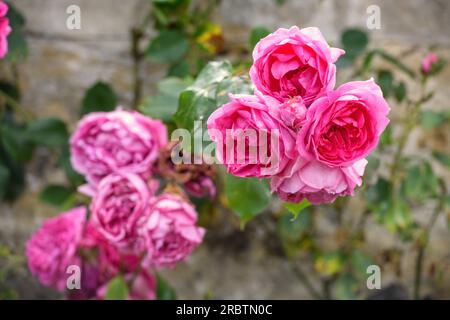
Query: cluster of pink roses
27 110 208 299
208 26 390 204
0 0 11 59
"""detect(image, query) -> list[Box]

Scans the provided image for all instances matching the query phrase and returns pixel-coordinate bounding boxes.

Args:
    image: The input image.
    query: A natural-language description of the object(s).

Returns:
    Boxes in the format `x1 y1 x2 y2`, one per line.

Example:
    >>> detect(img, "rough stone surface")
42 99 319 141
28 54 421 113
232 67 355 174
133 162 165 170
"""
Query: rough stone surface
1 0 450 299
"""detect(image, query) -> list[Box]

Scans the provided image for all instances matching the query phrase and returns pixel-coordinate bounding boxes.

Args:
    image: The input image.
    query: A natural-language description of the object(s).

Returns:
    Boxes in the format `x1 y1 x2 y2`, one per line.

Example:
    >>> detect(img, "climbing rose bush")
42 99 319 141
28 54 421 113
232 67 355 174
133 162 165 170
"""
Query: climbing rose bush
27 110 207 299
0 1 10 59
208 26 390 204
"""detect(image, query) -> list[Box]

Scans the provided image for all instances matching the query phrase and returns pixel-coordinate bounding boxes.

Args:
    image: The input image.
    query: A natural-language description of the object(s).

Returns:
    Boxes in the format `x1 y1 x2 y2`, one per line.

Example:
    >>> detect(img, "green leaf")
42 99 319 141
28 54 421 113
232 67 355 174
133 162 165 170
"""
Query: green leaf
6 2 25 28
156 274 177 300
214 75 253 106
341 28 369 57
283 199 311 221
366 178 391 208
168 60 191 77
334 273 358 300
146 30 188 64
39 185 74 207
140 95 178 122
249 27 270 50
379 125 392 148
5 2 28 61
0 145 25 201
380 199 415 235
377 70 394 97
158 77 193 96
277 208 312 242
190 60 233 89
224 174 271 226
433 151 450 168
26 118 68 147
1 122 34 162
173 61 234 133
401 161 439 203
5 32 28 62
0 81 20 103
140 77 192 122
394 81 406 103
173 89 216 133
0 163 10 200
81 82 117 116
105 276 128 300
59 144 84 186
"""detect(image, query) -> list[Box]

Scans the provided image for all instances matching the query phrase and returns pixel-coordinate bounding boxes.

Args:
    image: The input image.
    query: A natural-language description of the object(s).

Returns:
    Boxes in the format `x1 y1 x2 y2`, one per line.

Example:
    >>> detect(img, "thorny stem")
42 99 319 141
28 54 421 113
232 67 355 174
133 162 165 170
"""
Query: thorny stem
413 181 447 299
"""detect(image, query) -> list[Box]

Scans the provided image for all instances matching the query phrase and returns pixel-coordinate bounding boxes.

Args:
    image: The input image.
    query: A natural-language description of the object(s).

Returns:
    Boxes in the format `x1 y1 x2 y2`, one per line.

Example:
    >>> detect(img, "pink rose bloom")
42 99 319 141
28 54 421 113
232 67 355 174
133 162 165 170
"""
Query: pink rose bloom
271 158 368 205
250 26 344 105
96 270 156 300
0 1 11 59
70 109 168 185
297 79 390 167
26 207 86 291
421 52 439 74
207 94 297 177
138 193 205 268
90 172 157 248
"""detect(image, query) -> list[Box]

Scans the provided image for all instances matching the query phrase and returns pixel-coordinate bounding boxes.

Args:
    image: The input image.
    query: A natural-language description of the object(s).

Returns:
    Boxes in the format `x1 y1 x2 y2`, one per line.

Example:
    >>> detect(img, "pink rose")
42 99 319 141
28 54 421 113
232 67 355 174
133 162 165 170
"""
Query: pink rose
421 52 439 74
250 26 344 105
96 270 156 300
271 158 368 205
90 172 158 248
138 193 205 268
297 80 389 167
0 1 11 59
70 109 168 185
26 207 86 291
207 94 297 177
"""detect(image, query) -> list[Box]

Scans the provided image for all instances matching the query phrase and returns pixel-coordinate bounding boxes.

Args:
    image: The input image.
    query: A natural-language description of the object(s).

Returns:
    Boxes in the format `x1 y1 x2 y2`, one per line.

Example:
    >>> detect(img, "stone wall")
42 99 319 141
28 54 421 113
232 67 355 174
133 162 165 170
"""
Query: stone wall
1 0 450 299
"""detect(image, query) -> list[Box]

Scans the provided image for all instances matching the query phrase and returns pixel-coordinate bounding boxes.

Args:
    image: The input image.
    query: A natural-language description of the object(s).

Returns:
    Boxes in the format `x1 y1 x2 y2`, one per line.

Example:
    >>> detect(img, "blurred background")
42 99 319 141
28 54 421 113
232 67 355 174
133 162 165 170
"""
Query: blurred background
0 0 449 299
